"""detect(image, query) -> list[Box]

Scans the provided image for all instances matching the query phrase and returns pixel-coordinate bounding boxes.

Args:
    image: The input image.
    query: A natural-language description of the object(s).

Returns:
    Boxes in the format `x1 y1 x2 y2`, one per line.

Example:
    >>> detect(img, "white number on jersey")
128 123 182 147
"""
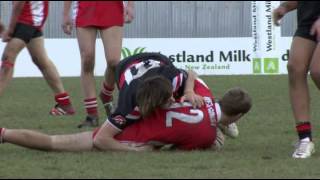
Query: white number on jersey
166 102 204 127
124 60 161 85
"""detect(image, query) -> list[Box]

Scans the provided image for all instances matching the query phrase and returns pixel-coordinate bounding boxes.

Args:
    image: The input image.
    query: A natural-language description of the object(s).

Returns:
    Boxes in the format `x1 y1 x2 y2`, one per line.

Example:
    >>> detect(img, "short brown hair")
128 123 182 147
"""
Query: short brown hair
136 76 173 117
219 87 252 116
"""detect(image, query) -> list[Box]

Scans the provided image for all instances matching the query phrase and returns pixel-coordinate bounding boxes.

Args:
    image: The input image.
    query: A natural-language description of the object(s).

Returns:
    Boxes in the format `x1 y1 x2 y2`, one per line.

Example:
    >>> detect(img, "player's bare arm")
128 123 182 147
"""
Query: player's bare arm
124 1 135 23
93 122 147 152
2 1 25 42
311 17 320 42
273 1 298 26
181 70 204 108
62 1 73 35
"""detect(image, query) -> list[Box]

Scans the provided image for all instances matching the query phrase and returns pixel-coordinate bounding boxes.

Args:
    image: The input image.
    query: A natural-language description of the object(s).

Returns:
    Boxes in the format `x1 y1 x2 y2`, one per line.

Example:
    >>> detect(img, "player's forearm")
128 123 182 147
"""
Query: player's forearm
63 1 72 17
94 136 139 152
8 1 25 33
184 70 197 94
280 1 298 13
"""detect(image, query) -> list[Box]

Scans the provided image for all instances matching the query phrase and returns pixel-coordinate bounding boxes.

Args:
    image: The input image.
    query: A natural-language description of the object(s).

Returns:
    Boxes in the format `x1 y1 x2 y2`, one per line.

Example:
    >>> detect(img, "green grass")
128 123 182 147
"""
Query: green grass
1 75 320 178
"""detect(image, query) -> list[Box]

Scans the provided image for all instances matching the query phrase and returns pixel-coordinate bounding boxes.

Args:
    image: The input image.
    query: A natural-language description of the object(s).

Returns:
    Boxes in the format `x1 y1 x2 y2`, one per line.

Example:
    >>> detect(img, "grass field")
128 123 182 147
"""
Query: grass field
1 75 320 178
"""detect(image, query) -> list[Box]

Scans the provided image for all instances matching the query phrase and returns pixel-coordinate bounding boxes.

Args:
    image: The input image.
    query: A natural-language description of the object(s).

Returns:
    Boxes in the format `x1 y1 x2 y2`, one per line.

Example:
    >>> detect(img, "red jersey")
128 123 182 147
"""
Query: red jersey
17 1 49 30
115 79 220 150
72 1 124 28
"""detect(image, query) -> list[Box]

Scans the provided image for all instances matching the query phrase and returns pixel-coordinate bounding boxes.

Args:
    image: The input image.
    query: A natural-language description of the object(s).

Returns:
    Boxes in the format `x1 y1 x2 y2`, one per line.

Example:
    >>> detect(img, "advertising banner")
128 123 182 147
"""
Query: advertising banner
0 1 292 77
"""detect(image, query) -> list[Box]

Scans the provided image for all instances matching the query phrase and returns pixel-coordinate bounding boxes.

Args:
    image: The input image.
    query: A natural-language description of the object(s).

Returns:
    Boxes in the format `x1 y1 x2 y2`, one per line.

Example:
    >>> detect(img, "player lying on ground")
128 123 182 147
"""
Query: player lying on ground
0 77 252 152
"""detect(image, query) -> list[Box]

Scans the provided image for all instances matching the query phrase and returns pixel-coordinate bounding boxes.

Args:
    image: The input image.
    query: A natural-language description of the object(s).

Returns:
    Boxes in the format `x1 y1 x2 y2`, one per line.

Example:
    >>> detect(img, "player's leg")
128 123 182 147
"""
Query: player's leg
26 36 75 116
50 132 94 151
76 27 99 128
0 128 94 152
0 39 25 96
288 36 316 158
99 26 123 116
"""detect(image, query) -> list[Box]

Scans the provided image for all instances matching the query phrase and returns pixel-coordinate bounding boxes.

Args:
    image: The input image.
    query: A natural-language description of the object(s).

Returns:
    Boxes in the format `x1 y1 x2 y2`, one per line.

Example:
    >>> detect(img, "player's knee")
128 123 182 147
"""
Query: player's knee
287 62 307 76
30 56 44 69
81 51 95 62
82 58 95 73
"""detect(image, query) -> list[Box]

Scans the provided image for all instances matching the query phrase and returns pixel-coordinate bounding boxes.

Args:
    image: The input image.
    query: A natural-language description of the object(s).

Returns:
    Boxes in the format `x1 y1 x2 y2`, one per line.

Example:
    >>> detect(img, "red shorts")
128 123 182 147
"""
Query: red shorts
73 1 124 29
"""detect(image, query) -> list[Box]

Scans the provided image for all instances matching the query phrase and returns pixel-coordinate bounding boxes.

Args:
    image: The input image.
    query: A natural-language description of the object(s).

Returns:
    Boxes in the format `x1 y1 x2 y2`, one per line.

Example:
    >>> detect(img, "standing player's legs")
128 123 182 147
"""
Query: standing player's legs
0 39 25 96
0 128 93 151
76 27 99 128
26 37 75 116
99 26 123 116
288 36 316 158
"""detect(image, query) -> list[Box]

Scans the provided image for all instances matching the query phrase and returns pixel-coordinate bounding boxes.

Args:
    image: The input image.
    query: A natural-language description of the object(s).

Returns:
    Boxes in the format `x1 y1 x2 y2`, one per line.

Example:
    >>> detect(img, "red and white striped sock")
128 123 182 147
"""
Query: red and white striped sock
55 92 72 106
84 98 98 117
100 83 114 104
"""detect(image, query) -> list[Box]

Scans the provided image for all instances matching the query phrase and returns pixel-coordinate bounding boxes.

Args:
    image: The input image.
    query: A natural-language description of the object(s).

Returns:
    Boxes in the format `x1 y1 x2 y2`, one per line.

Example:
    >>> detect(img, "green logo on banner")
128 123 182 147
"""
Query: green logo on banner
121 47 146 59
264 58 279 74
253 58 279 74
253 58 262 74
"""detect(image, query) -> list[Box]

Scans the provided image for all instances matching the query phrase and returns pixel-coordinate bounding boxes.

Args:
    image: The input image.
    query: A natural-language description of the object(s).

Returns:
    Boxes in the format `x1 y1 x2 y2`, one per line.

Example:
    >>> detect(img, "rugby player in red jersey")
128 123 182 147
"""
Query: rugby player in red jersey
62 1 135 127
0 1 75 116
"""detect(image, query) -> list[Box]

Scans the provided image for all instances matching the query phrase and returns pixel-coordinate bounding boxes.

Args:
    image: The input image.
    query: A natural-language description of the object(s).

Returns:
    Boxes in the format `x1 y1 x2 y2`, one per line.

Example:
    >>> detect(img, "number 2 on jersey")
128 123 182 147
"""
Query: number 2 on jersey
166 109 204 127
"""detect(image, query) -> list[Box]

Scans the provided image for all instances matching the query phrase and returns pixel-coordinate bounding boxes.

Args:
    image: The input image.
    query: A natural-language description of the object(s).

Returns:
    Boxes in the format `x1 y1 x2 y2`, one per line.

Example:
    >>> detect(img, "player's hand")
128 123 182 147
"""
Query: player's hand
124 4 135 23
62 16 73 35
2 30 12 42
311 18 320 42
180 91 204 109
272 6 287 26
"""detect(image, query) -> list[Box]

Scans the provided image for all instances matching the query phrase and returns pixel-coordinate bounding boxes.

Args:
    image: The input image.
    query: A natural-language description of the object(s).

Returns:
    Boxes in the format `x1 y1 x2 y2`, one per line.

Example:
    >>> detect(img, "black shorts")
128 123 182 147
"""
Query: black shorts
294 26 317 42
12 23 43 44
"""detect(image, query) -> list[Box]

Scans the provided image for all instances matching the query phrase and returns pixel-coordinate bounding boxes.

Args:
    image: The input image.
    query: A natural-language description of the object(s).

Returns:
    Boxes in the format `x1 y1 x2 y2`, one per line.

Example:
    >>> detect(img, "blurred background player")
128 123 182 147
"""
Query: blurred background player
273 1 320 158
62 1 135 127
0 78 252 152
0 1 75 116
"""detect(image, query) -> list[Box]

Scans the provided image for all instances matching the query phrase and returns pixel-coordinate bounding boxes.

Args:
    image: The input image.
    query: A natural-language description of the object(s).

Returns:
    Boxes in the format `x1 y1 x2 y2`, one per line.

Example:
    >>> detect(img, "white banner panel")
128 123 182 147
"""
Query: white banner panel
0 36 292 77
0 1 293 77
